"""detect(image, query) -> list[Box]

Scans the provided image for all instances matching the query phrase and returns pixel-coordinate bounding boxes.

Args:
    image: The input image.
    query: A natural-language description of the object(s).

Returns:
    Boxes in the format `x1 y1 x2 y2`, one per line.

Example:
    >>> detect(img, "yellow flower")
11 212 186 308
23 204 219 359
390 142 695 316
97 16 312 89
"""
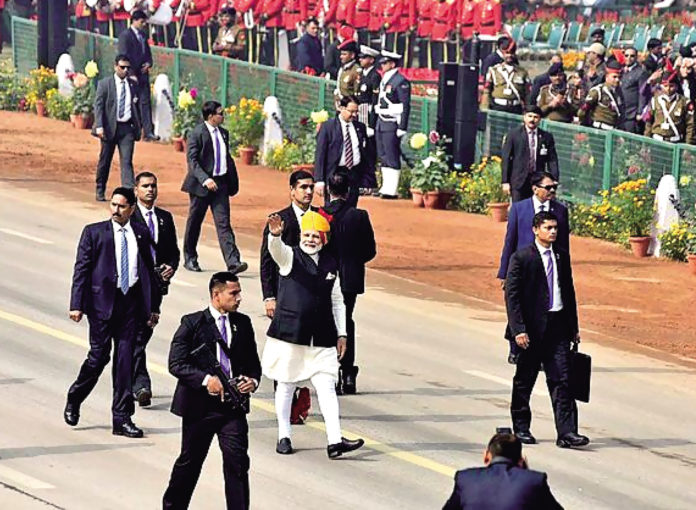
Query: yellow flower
310 110 329 123
85 60 99 79
409 132 427 150
177 90 195 109
680 175 692 187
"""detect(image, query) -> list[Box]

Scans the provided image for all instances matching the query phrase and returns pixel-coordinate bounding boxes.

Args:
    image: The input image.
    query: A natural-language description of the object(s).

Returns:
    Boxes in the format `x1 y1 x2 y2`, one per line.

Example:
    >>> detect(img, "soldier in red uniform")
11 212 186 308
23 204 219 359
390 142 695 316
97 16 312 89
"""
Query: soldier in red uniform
95 3 115 38
476 0 500 37
430 0 456 67
182 0 212 53
72 0 94 33
367 0 382 49
236 0 259 63
112 1 130 37
283 0 303 63
259 0 284 65
353 0 370 46
416 0 434 68
458 0 476 40
383 0 415 68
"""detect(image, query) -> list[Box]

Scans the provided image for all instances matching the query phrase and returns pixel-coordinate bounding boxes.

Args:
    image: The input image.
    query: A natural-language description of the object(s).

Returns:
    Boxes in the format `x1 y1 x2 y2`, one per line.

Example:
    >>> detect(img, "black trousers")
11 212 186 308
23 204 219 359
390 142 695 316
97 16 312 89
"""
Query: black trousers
132 322 154 394
340 291 358 369
163 410 250 510
361 136 378 189
96 121 136 197
98 19 127 39
511 312 578 437
385 32 413 68
376 123 401 169
182 25 210 53
136 76 155 138
67 285 141 424
261 27 279 66
183 177 241 269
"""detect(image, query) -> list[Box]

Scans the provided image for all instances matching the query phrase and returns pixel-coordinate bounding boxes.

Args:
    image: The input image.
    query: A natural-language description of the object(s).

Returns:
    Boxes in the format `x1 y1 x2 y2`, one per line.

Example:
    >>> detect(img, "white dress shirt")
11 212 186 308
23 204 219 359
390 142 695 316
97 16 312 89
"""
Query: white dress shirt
113 74 132 122
204 121 228 176
137 202 159 244
338 118 361 167
112 220 139 288
532 195 550 214
535 241 563 312
292 202 308 225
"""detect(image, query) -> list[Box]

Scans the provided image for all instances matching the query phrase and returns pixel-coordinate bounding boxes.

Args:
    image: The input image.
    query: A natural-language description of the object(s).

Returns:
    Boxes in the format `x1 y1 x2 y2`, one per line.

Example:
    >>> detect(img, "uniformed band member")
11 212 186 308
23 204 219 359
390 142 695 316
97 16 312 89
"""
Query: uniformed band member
354 0 372 46
259 0 284 66
74 0 94 32
263 211 365 458
357 45 381 191
579 59 625 130
429 0 456 67
383 0 415 69
335 39 361 108
645 69 695 144
416 0 434 68
375 50 411 199
537 63 580 124
482 41 529 115
182 0 212 53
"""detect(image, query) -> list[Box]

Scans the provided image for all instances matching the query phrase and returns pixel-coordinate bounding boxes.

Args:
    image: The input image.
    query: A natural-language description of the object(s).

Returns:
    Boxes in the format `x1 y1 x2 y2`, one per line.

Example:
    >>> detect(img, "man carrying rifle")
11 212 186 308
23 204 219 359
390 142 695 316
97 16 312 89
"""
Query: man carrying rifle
163 272 261 510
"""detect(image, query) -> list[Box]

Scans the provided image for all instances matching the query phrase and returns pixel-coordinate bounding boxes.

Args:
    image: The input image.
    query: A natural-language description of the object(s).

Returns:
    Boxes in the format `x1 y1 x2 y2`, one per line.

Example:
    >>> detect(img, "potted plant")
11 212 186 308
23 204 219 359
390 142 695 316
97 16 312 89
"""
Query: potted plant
225 97 264 165
479 157 510 222
291 116 317 172
71 70 95 129
45 88 73 122
408 132 429 207
26 66 57 117
612 178 655 257
172 87 200 152
409 131 454 210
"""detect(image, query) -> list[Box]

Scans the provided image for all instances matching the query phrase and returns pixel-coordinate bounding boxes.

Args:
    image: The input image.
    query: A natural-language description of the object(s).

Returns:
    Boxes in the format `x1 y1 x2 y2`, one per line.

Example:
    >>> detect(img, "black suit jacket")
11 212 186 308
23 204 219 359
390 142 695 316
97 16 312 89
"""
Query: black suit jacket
443 458 563 510
70 220 160 320
502 125 559 192
168 309 262 418
322 199 376 295
92 75 142 142
314 117 368 184
131 205 180 271
181 122 239 198
295 33 324 74
504 244 578 343
357 66 381 129
116 27 153 84
324 39 341 80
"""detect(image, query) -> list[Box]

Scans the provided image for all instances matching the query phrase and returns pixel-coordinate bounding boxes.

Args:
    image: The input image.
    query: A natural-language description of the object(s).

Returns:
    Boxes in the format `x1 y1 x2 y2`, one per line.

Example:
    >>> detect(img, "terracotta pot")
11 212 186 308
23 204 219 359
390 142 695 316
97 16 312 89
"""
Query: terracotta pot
688 254 696 275
291 163 314 173
488 202 509 222
35 100 47 117
172 136 185 152
410 188 424 207
238 146 256 165
423 190 454 210
628 236 651 258
69 113 77 126
74 114 93 129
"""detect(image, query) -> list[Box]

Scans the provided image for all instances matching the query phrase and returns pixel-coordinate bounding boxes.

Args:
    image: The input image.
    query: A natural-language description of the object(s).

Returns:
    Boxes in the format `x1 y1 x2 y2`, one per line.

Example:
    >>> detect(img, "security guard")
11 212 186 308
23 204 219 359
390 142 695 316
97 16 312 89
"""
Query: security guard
335 40 362 108
537 62 580 123
375 50 411 199
482 41 529 114
579 60 625 130
645 70 695 144
357 45 382 190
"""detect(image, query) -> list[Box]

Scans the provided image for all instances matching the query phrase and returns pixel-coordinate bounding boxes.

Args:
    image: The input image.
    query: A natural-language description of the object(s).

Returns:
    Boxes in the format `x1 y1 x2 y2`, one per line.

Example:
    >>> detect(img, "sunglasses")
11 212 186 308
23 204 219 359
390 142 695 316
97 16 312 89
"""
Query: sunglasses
624 54 637 58
118 65 131 70
215 111 224 116
539 184 558 191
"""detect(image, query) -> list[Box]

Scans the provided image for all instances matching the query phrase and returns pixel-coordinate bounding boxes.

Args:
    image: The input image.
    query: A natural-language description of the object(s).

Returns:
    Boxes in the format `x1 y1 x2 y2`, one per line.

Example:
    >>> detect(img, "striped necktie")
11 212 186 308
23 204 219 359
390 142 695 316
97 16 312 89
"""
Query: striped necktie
118 79 126 119
344 123 354 168
119 228 129 294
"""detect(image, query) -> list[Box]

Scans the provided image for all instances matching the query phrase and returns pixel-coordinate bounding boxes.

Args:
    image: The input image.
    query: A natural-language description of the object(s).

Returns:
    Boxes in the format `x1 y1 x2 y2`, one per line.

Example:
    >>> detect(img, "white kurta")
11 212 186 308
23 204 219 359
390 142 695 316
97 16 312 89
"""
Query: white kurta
261 235 347 383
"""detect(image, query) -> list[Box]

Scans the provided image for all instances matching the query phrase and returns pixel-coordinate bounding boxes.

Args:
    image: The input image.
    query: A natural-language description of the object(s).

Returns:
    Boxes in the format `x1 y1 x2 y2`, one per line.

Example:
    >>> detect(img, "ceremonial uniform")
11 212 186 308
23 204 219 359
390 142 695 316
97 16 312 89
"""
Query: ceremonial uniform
579 84 625 130
74 0 94 32
416 0 434 68
375 52 411 198
383 0 415 68
161 0 182 48
430 0 456 67
458 0 477 40
236 0 260 63
537 84 579 123
353 0 371 45
645 93 695 144
283 0 303 64
483 61 530 114
315 0 338 46
357 45 381 188
476 0 501 36
259 0 284 66
182 1 212 53
367 0 383 47
214 22 247 58
335 60 361 107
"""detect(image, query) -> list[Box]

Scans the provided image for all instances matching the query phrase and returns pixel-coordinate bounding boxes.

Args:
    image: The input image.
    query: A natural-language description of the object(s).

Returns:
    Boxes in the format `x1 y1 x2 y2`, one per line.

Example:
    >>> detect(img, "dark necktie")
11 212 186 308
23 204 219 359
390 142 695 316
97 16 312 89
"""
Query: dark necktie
118 79 126 119
146 211 156 262
528 130 536 173
344 123 354 168
218 315 232 377
213 128 222 176
119 228 129 294
545 249 554 309
539 203 546 212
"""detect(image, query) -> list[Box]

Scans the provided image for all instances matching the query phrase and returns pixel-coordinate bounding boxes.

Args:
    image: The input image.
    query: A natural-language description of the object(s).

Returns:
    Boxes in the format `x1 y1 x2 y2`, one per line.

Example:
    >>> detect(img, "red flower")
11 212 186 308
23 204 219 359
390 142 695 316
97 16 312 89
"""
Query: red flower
302 66 317 76
574 133 588 143
628 165 640 175
299 117 309 126
429 130 440 144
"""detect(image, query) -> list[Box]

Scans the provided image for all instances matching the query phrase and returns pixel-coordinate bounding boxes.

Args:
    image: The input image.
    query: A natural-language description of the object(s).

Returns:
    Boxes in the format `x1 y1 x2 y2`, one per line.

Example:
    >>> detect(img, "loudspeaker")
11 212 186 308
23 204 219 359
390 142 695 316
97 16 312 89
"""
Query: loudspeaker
38 0 69 68
453 64 479 170
436 62 459 139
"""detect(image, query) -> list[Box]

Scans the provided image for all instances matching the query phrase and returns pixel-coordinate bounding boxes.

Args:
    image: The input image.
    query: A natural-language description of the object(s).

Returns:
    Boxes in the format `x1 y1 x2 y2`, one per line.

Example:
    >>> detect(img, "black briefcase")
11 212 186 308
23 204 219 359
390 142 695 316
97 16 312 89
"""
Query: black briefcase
569 345 591 403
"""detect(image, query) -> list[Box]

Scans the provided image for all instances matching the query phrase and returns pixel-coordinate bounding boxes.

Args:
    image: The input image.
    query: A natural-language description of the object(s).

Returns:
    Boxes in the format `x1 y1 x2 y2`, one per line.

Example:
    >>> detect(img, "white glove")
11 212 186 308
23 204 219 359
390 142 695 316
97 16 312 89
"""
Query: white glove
366 127 375 137
396 129 406 138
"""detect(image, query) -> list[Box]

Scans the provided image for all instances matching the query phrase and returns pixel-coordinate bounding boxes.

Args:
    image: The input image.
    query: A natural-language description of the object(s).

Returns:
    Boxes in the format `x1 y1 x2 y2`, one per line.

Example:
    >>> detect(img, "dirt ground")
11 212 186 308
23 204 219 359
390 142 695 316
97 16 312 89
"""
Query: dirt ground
1 111 694 362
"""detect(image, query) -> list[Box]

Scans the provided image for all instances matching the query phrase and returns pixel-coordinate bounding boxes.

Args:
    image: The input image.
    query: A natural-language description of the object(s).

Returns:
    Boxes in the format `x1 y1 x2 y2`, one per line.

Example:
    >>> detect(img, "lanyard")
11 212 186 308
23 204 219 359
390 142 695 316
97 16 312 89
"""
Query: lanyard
601 86 619 114
499 67 523 103
657 95 679 136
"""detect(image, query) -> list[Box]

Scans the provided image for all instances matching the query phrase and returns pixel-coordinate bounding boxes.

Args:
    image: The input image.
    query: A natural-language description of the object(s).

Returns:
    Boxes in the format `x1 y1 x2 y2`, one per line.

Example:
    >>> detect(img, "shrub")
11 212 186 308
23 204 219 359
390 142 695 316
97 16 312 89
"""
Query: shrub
25 66 58 109
225 97 264 152
452 156 507 213
659 222 696 262
45 88 73 121
0 62 27 111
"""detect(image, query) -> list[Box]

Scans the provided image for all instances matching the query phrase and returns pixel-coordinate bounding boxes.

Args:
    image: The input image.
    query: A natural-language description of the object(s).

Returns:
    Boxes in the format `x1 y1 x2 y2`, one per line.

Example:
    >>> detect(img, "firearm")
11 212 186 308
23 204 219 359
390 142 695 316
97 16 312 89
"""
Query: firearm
190 343 250 413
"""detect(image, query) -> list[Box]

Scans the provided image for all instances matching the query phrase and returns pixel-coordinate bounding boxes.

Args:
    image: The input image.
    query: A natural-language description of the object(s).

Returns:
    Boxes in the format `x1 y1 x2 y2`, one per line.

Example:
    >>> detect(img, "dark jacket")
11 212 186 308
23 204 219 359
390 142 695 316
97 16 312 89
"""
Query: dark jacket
357 66 381 129
621 64 649 119
92 75 142 142
181 122 239 198
481 50 504 81
502 125 559 192
116 27 152 84
131 205 180 271
443 458 563 510
322 199 376 295
530 72 551 106
497 198 569 279
324 39 341 79
504 244 578 344
295 33 324 74
70 220 160 320
315 117 368 185
376 70 411 132
168 309 261 418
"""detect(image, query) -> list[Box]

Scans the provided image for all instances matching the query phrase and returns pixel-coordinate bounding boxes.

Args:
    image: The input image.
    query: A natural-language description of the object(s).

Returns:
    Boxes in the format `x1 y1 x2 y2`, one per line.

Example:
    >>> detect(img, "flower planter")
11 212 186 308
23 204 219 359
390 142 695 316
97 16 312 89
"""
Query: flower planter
410 188 424 208
35 100 47 117
69 113 77 126
238 146 257 165
423 190 454 210
688 254 696 275
291 163 314 173
74 114 93 130
488 202 509 222
172 136 186 152
628 236 651 258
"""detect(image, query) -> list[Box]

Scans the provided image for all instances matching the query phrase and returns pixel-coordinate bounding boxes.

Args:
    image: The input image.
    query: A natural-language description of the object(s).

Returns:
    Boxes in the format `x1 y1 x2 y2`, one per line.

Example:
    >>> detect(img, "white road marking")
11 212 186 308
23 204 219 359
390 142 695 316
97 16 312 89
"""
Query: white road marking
0 465 55 490
465 369 546 397
170 279 196 288
0 228 53 245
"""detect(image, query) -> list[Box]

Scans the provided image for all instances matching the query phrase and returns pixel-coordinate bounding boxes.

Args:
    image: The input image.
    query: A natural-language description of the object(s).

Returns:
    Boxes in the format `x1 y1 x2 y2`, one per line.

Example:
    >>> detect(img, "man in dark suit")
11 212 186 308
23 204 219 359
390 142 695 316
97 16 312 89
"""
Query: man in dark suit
182 100 246 274
315 96 369 207
505 211 589 449
162 272 261 510
443 432 563 510
117 9 158 141
620 47 648 134
322 171 376 394
131 171 180 407
502 105 559 203
65 187 161 438
294 17 324 74
93 54 141 202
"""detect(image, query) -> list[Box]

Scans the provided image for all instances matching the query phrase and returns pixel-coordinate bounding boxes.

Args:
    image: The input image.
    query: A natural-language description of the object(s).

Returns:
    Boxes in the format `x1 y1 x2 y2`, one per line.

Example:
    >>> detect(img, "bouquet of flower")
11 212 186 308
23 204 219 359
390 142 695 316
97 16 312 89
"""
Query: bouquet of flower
25 66 58 109
225 97 265 150
71 66 97 116
172 87 200 139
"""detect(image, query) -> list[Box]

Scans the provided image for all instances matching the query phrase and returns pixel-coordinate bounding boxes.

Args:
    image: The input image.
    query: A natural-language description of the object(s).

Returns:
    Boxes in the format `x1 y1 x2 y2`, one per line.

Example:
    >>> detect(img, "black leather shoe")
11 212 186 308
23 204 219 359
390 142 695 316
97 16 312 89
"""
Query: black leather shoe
228 262 248 275
113 420 144 438
379 193 398 200
515 431 537 444
64 402 80 426
144 134 160 142
327 437 365 459
343 366 358 395
184 260 202 272
276 437 293 455
96 194 106 202
556 432 590 448
134 388 152 408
